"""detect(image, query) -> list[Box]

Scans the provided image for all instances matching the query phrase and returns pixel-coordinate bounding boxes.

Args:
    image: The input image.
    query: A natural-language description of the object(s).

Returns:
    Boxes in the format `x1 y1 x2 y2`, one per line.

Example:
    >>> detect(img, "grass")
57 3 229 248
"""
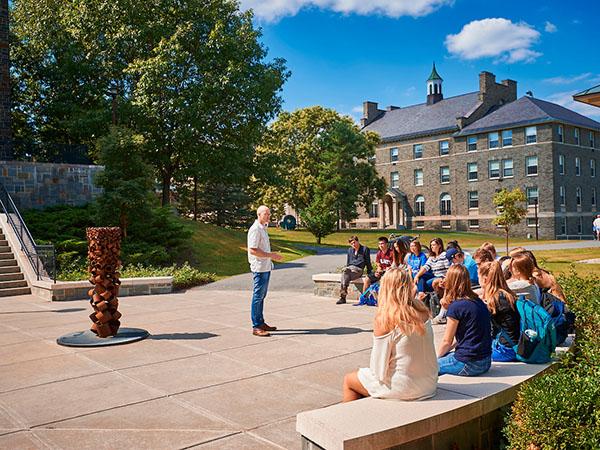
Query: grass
534 248 600 277
268 228 563 251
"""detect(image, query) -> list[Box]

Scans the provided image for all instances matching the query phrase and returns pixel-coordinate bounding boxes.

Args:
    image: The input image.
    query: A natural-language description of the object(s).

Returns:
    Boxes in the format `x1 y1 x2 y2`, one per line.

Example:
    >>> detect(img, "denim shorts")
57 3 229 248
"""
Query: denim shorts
438 352 492 376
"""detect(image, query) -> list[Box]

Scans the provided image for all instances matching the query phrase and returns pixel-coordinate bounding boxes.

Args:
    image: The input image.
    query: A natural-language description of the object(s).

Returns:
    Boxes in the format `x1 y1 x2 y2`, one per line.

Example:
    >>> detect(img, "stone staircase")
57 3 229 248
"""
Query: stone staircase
0 228 30 297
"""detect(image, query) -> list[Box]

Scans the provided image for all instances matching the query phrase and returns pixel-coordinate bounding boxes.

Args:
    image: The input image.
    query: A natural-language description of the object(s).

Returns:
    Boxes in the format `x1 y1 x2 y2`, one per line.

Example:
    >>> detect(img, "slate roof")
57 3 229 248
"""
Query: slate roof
362 92 480 142
457 96 600 136
574 84 600 97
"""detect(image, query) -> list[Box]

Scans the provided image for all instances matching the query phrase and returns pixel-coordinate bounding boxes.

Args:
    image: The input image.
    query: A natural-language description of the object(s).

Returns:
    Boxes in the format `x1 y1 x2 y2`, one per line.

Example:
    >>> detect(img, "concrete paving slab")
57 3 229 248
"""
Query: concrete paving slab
176 372 339 429
0 339 72 366
119 353 266 395
0 372 162 427
281 327 373 353
189 432 282 449
33 429 232 450
0 329 40 347
0 430 46 449
41 397 235 431
179 326 290 353
250 417 301 450
140 317 230 335
198 310 290 328
0 353 110 393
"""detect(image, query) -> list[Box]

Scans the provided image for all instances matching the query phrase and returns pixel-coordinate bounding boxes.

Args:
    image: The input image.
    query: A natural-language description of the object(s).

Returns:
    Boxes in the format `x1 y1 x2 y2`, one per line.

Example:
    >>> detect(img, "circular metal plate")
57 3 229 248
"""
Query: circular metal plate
56 327 149 347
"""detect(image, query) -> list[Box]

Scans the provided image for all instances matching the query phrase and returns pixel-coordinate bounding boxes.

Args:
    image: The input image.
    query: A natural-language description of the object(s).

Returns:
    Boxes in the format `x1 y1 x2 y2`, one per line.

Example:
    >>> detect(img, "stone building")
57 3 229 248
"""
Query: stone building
351 66 600 239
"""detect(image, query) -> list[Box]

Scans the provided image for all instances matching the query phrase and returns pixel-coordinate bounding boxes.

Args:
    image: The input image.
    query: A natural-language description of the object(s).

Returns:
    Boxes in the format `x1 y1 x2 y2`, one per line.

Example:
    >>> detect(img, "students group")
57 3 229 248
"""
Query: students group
340 235 570 402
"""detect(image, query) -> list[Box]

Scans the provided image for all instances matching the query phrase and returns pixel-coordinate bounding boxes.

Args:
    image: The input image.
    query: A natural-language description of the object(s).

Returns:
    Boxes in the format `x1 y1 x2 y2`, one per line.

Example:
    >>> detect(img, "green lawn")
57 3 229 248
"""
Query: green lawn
534 248 600 277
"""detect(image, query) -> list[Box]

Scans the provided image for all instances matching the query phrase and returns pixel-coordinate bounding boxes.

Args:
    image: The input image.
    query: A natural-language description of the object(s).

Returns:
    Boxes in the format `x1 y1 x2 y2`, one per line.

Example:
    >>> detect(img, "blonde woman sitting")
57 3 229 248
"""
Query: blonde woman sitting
342 268 438 402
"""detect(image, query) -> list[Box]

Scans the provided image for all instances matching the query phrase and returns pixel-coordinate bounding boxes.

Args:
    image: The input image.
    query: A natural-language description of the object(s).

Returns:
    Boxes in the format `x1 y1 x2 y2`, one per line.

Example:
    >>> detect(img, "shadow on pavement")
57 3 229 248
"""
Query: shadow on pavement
274 262 307 269
149 332 219 341
272 326 371 336
0 308 86 314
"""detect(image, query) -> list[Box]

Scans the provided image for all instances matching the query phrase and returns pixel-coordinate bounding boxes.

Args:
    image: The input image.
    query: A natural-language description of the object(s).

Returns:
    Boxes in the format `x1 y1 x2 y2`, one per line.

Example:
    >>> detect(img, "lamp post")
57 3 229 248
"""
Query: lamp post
108 86 118 125
534 198 539 241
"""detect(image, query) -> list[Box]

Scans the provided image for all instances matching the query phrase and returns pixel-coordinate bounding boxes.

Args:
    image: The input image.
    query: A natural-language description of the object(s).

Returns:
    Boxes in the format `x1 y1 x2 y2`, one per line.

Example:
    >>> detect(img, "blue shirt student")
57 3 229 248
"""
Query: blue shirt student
407 252 428 278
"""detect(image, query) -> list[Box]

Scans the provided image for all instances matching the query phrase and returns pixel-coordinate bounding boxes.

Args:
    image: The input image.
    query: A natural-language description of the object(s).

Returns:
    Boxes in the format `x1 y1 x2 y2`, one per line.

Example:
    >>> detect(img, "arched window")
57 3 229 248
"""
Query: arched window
429 84 432 95
440 193 451 215
415 195 425 216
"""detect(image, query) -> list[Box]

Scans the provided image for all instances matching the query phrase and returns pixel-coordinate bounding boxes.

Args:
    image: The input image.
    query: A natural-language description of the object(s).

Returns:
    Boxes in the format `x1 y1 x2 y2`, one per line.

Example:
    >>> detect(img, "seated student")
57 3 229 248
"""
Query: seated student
437 265 492 376
506 253 541 304
337 236 373 305
390 238 410 270
364 236 394 290
446 247 479 286
480 242 499 260
413 238 449 296
342 268 438 402
478 261 520 362
515 249 566 302
406 240 427 278
473 248 494 266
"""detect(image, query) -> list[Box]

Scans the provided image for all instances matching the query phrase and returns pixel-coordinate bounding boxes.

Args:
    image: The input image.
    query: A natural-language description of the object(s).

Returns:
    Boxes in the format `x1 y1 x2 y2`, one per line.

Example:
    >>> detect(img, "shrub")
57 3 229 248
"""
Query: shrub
505 273 600 449
121 263 215 290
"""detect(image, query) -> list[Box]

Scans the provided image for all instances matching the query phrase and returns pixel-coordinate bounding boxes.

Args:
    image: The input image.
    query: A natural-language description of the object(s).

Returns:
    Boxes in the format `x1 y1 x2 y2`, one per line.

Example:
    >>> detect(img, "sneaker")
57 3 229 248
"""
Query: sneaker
260 323 277 332
431 316 447 325
252 328 270 337
336 297 346 305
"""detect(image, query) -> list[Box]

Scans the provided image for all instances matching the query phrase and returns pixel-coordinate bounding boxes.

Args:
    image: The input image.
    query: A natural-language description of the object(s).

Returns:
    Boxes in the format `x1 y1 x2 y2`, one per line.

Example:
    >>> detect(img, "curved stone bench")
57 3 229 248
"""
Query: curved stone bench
312 273 365 301
297 338 572 450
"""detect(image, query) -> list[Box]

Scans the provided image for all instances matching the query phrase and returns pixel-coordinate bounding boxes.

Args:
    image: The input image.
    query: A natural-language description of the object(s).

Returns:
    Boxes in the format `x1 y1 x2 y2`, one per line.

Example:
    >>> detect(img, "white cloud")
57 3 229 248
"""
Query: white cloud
445 18 541 63
545 91 600 118
542 73 600 85
544 21 557 33
239 0 452 22
351 105 363 113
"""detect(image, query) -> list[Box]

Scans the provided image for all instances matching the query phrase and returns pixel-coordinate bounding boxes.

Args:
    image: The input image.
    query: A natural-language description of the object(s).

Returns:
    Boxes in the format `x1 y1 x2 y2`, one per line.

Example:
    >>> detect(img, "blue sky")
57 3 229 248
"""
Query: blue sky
239 0 600 121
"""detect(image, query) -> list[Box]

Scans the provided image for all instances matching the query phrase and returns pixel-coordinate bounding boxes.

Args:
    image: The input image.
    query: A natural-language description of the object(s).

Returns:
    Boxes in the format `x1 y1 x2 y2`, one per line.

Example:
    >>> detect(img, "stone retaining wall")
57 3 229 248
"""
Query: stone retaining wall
0 161 103 210
312 273 364 301
31 277 173 301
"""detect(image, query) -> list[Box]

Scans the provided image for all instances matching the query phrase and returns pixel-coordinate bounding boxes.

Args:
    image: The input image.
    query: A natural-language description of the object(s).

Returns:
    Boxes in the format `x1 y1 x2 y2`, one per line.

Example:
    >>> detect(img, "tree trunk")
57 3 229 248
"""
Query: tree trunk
119 209 127 238
193 176 198 221
505 228 509 255
161 171 171 206
317 236 321 244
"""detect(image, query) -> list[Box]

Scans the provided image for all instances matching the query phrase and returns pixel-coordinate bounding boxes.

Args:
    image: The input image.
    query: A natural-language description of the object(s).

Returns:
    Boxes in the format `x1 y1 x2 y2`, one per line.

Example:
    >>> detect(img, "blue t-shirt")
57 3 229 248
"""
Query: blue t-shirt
407 252 428 277
447 298 492 363
464 254 479 285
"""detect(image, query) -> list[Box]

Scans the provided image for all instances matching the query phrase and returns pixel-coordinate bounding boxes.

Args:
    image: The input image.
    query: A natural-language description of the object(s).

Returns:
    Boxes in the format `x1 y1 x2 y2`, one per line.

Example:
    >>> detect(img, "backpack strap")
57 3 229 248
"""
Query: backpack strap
498 328 517 348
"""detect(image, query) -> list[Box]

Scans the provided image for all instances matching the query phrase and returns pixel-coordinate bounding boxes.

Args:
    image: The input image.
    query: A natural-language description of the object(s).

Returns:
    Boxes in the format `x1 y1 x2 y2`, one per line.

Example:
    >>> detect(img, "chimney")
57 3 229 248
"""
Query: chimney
361 101 383 127
479 71 496 101
386 105 400 111
501 79 517 102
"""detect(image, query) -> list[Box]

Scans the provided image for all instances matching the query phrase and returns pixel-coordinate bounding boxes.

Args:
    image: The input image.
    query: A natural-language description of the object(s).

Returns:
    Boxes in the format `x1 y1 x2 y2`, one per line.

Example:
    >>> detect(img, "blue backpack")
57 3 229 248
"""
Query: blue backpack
513 296 558 364
539 291 575 346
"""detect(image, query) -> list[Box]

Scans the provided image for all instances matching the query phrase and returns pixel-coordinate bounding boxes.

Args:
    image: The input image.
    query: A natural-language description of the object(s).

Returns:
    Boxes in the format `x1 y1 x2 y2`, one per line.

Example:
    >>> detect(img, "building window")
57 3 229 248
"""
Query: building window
468 219 479 228
559 154 565 175
590 131 595 148
591 159 596 177
439 140 449 156
369 202 379 218
574 128 580 146
415 221 424 229
488 160 500 179
440 193 451 216
414 195 425 216
578 217 583 234
503 159 514 178
526 187 539 206
559 186 565 206
526 156 538 176
414 169 423 186
467 136 477 151
575 157 581 176
440 166 450 184
558 124 564 143
560 217 567 235
527 218 539 228
488 132 499 149
467 162 478 181
390 147 398 162
413 144 423 159
441 220 451 229
502 130 513 146
526 126 537 144
592 187 597 207
391 171 399 188
468 191 479 209
576 186 582 207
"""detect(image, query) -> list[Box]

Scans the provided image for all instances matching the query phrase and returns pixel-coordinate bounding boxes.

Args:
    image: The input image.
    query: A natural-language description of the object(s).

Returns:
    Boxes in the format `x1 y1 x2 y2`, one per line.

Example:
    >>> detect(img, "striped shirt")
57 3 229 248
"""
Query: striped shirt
423 252 450 277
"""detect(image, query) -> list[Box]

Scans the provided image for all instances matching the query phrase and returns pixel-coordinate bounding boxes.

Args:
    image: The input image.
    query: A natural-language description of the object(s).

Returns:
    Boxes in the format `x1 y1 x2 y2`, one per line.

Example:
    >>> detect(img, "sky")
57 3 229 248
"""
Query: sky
238 0 600 121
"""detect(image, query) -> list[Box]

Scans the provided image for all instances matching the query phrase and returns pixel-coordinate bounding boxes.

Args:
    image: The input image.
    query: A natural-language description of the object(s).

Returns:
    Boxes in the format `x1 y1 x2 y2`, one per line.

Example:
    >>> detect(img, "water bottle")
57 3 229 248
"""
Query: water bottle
524 329 538 339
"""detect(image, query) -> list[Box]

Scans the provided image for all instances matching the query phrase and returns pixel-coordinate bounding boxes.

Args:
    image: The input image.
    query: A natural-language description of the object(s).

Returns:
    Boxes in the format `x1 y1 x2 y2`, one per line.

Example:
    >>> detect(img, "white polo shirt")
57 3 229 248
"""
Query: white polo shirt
247 220 273 273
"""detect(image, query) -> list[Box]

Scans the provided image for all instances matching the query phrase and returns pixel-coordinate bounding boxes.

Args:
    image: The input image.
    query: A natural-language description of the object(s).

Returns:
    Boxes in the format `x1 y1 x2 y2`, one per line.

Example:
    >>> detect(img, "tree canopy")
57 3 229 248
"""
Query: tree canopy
493 187 527 253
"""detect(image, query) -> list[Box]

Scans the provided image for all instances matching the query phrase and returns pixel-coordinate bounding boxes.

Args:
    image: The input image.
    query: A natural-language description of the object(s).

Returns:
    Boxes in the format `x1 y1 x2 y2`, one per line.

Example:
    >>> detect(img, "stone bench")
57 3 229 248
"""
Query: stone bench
312 273 365 301
297 339 572 450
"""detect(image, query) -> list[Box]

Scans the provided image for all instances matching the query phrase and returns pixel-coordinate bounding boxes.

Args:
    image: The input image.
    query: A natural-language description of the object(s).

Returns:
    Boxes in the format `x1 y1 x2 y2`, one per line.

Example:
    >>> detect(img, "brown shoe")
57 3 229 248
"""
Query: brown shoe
252 328 270 337
260 323 277 331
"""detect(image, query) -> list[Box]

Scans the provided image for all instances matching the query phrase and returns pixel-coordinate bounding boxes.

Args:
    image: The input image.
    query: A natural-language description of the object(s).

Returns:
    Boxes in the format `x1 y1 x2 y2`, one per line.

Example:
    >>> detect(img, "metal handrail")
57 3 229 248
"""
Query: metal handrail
0 183 56 282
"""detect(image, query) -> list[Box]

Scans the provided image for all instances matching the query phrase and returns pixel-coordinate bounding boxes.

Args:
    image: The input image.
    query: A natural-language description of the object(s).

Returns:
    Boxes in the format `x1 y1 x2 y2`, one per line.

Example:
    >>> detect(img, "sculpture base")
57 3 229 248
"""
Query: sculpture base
56 327 149 347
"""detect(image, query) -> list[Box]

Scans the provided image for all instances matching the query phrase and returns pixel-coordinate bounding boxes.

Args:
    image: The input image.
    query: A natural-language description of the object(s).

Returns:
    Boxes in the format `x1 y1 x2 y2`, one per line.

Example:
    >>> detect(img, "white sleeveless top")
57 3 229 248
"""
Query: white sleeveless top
357 321 438 400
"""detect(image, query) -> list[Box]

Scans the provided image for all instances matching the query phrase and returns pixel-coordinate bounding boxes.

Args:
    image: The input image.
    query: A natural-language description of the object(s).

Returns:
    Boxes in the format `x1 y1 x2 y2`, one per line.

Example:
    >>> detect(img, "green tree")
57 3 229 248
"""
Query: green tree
493 188 527 253
300 197 338 244
94 126 155 237
254 107 385 235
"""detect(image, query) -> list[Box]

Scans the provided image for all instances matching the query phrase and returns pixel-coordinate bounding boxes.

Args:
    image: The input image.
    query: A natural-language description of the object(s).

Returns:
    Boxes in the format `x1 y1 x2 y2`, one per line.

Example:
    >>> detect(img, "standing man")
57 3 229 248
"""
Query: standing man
337 236 373 305
248 205 282 337
594 214 600 241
